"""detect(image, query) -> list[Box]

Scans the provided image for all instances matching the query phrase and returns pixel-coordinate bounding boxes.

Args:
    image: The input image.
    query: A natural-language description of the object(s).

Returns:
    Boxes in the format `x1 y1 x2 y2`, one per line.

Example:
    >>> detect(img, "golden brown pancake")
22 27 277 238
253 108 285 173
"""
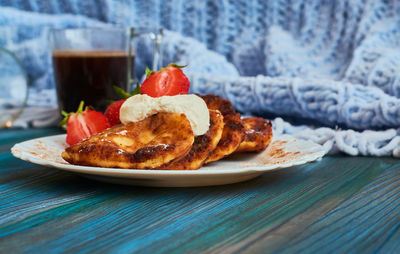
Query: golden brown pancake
199 94 237 116
160 110 224 170
236 117 273 152
205 113 245 163
199 94 245 163
62 112 194 169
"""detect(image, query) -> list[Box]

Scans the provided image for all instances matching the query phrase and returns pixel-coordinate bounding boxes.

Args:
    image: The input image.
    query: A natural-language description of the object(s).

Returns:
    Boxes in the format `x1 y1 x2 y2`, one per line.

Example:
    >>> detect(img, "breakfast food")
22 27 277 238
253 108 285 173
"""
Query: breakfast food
119 94 210 136
159 109 224 170
59 101 110 146
140 63 190 97
199 94 245 163
62 112 194 169
104 85 141 126
62 94 273 169
104 99 126 126
236 117 273 152
61 63 273 170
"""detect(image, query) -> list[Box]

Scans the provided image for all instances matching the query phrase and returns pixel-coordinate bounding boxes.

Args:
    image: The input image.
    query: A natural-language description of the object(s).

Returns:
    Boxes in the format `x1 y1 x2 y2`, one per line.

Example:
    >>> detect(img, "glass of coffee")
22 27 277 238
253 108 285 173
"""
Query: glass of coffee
51 27 162 113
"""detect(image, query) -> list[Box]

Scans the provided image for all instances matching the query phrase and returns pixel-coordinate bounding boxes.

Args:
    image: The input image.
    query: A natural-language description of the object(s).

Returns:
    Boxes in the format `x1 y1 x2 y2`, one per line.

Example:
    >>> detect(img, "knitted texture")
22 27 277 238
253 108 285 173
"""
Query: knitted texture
1 0 400 157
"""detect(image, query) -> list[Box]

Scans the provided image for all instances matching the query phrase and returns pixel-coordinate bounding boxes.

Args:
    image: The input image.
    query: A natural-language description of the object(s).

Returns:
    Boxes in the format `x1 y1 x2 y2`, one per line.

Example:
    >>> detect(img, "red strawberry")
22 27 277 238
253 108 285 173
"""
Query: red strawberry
105 99 126 126
140 63 190 97
59 101 110 146
104 84 140 126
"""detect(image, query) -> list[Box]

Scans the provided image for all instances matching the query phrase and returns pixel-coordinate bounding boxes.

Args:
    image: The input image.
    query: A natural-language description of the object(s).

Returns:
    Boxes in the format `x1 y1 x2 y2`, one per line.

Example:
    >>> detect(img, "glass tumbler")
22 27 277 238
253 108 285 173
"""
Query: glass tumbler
0 47 28 128
51 27 162 113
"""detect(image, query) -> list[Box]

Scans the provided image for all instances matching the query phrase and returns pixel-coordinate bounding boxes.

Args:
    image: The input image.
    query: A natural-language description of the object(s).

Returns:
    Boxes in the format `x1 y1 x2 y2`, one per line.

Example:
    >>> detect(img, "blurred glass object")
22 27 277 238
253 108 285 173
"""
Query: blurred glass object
0 47 28 128
51 27 163 113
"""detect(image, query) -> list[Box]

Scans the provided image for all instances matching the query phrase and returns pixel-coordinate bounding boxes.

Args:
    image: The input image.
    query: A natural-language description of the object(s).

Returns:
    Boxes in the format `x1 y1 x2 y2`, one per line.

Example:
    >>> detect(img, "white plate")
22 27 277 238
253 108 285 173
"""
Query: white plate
11 134 326 187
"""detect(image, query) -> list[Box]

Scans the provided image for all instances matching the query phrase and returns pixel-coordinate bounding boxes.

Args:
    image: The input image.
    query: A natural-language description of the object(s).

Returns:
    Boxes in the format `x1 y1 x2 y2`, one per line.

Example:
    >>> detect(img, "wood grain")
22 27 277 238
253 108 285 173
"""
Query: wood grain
0 128 400 253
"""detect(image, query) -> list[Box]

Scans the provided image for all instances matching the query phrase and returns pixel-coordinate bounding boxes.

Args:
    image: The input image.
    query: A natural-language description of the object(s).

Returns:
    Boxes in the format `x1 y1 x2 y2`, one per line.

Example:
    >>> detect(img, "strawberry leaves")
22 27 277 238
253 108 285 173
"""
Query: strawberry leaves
145 67 154 78
113 84 141 100
145 63 187 78
59 100 85 127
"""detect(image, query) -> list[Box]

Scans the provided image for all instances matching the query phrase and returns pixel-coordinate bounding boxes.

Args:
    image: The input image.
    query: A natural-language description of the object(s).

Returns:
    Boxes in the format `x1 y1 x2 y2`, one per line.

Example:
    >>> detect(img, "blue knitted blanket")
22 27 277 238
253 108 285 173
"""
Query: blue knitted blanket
1 0 400 157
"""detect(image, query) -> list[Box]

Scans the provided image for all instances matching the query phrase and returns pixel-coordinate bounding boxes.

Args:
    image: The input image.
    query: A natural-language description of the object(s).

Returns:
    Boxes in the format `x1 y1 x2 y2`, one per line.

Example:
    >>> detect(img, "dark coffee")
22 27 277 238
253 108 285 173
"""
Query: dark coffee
52 50 134 113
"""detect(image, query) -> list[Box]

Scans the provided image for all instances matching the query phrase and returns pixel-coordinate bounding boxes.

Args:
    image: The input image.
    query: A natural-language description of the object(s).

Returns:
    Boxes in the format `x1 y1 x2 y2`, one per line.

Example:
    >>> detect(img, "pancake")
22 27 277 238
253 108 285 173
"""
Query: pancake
160 109 224 170
62 112 194 169
236 117 273 152
199 94 245 163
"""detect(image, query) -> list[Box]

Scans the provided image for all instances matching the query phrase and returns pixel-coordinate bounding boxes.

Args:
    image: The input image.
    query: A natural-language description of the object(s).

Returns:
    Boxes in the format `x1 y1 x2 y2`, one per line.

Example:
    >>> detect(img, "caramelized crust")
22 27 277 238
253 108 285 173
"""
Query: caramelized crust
236 117 273 152
205 113 245 163
199 94 237 116
62 112 194 169
160 110 224 170
199 94 245 164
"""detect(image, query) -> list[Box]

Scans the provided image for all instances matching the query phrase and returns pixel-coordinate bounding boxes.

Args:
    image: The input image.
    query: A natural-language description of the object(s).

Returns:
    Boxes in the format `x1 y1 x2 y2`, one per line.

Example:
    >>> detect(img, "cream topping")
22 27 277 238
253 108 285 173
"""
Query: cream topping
119 94 210 136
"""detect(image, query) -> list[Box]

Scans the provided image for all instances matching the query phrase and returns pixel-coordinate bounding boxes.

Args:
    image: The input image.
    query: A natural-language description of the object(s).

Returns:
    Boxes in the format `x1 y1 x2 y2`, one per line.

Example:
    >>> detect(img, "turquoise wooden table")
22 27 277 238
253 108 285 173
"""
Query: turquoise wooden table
1 128 400 253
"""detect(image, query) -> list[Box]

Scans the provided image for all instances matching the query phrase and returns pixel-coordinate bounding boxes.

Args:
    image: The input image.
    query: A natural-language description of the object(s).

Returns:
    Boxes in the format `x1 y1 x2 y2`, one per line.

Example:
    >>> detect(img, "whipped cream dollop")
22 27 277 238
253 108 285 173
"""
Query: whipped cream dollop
119 94 210 136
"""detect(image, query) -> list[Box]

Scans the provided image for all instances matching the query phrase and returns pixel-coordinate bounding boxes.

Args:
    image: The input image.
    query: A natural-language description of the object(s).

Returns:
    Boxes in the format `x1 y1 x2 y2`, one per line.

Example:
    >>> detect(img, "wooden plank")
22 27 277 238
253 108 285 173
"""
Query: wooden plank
0 128 399 253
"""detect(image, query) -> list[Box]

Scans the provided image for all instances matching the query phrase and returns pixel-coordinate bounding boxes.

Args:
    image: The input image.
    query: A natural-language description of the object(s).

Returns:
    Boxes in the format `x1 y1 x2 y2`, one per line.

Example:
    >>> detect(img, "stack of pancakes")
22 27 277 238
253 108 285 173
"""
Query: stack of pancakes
62 95 272 170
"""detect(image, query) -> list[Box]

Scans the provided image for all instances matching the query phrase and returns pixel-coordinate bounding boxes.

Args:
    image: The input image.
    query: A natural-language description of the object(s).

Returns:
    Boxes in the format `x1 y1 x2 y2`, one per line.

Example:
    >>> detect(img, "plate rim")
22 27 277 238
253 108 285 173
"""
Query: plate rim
11 134 326 177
